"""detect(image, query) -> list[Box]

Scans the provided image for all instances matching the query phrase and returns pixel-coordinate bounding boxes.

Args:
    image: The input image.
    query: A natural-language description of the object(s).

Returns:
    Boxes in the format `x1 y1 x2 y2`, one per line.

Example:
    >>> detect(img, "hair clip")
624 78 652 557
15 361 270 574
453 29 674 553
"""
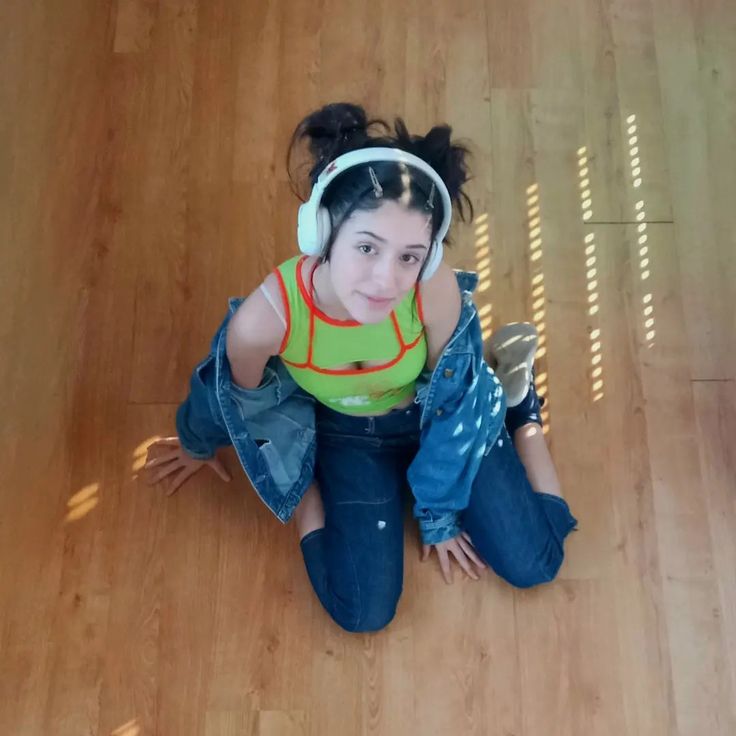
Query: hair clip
424 181 436 210
368 167 384 198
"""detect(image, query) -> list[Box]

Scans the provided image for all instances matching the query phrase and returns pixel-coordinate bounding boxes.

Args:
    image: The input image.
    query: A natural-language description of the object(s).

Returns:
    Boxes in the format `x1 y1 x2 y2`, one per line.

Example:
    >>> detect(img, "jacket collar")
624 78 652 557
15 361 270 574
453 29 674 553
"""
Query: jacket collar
454 269 479 294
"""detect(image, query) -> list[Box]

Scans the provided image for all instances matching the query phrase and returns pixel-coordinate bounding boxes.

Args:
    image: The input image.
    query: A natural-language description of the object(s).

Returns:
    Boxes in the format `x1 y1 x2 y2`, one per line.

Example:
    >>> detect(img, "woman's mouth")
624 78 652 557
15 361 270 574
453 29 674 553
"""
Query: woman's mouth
361 293 394 308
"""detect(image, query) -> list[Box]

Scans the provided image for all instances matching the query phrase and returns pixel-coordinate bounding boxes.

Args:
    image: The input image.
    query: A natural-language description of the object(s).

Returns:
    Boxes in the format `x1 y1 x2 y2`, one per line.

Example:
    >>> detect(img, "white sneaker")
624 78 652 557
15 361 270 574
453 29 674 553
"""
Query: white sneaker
487 322 538 407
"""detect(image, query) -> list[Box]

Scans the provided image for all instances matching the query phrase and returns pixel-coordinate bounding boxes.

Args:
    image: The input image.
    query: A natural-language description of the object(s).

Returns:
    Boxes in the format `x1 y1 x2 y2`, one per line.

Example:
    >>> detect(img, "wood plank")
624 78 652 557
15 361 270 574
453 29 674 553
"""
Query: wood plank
526 87 617 577
692 381 736 722
1 3 127 735
594 225 677 736
609 0 673 222
652 0 736 379
97 408 168 736
516 581 627 736
127 0 201 404
630 223 736 735
484 90 536 331
2 0 736 733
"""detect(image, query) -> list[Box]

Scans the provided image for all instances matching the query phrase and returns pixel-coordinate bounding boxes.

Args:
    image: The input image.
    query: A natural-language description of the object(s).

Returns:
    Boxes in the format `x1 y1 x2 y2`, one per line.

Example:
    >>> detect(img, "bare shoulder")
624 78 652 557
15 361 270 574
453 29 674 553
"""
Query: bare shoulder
418 261 461 328
227 273 286 361
418 261 462 368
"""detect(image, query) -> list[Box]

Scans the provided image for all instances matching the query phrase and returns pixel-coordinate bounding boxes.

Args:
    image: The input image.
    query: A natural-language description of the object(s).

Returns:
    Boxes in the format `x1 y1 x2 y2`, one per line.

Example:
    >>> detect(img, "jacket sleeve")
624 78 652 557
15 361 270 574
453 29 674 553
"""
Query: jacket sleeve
174 308 237 460
175 352 232 459
408 332 506 546
407 367 480 544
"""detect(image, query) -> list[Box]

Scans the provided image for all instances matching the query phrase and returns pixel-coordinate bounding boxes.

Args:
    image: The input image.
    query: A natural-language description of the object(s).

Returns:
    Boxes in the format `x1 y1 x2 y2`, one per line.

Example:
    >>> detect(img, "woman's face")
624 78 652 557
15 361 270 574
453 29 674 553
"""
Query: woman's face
327 200 433 323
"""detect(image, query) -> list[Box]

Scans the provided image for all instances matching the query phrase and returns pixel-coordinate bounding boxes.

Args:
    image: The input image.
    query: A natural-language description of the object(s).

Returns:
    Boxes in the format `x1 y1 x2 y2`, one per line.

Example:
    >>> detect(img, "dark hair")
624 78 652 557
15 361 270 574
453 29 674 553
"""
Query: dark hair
286 102 475 264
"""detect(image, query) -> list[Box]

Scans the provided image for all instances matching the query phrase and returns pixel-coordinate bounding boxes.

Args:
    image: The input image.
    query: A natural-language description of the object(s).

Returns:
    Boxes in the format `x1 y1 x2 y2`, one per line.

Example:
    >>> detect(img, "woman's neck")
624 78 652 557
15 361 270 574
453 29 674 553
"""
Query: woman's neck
311 259 353 321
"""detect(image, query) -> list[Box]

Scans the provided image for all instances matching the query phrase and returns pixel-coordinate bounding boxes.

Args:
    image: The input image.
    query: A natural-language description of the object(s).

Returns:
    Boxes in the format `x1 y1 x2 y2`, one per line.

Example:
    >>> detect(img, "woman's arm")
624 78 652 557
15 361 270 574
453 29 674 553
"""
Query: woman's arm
174 274 286 459
228 277 326 540
419 261 462 369
226 272 287 389
408 262 466 543
146 275 288 494
413 264 489 582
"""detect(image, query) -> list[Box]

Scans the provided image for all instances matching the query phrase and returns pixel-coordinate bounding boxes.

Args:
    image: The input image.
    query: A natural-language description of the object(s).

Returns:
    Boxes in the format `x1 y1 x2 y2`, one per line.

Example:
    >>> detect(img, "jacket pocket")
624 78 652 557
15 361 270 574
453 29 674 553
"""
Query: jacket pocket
431 351 476 416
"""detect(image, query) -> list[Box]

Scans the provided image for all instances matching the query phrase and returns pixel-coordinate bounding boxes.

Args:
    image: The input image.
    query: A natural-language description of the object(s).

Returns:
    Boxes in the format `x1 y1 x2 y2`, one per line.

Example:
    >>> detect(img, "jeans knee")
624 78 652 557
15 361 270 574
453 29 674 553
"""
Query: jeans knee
339 609 397 633
498 551 564 589
330 596 399 633
503 568 552 589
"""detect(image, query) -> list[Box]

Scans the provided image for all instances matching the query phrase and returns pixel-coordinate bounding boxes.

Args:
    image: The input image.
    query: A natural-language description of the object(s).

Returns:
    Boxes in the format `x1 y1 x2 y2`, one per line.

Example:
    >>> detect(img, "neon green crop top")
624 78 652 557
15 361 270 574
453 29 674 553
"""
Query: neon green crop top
272 256 428 416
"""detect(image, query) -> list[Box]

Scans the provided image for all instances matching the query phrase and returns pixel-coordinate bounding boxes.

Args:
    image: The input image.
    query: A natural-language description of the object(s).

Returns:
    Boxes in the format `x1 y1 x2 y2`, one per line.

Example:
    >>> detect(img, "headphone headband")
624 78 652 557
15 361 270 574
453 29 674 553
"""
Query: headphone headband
297 147 452 280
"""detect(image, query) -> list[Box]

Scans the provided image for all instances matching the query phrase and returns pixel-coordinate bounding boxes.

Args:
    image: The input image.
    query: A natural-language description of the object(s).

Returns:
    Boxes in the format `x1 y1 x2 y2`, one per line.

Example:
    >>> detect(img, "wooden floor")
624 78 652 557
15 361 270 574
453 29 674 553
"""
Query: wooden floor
1 1 735 734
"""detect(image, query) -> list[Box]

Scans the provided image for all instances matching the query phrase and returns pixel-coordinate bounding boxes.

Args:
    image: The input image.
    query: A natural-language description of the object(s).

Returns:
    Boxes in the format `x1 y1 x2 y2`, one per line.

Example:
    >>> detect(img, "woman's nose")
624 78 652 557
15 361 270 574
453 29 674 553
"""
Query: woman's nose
373 257 398 292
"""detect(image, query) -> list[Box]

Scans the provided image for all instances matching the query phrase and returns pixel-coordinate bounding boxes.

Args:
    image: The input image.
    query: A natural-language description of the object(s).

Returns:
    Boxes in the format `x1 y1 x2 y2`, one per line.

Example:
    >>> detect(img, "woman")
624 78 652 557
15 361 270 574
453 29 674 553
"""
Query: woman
145 103 577 633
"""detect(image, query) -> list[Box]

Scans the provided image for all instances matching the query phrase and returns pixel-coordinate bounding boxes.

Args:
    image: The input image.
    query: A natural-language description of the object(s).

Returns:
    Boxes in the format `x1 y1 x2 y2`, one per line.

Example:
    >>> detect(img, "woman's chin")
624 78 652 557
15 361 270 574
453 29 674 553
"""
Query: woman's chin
354 292 402 320
346 309 376 324
348 300 394 324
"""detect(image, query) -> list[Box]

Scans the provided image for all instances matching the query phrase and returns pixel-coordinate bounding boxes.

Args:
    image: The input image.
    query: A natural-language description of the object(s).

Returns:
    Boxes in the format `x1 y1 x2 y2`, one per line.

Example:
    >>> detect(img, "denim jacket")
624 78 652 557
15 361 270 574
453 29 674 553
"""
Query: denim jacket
175 269 507 545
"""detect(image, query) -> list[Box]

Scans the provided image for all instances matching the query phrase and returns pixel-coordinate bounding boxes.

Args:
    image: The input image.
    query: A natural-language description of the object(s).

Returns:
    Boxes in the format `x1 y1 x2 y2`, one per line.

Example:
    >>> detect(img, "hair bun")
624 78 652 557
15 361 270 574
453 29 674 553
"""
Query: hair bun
416 126 464 191
300 103 368 158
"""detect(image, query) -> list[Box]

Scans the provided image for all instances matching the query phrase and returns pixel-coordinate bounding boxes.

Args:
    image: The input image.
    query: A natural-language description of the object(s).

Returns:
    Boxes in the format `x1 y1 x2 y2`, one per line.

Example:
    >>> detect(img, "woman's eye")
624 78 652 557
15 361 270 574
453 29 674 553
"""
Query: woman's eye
358 243 374 254
401 253 420 264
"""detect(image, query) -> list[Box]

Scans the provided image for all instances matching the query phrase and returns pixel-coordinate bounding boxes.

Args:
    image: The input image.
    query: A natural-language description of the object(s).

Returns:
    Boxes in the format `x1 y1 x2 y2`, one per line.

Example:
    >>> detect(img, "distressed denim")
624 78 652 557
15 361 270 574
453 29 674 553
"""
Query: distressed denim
300 391 577 633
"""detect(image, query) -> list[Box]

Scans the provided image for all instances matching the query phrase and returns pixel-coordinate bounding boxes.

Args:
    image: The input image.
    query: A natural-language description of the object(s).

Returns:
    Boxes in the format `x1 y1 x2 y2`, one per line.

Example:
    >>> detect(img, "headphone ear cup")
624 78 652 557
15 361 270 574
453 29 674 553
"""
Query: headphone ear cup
314 206 332 256
420 240 444 281
297 202 317 255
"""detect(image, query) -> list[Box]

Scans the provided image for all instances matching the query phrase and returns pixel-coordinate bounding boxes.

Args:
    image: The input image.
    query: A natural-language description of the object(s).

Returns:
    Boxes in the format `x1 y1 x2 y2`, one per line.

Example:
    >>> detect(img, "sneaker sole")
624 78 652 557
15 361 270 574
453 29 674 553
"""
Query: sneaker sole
488 322 539 407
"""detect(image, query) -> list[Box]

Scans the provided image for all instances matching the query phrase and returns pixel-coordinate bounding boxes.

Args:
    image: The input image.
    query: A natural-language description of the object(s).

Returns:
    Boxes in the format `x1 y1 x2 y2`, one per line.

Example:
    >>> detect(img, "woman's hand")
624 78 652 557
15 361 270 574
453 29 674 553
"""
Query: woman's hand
143 436 231 496
421 531 486 584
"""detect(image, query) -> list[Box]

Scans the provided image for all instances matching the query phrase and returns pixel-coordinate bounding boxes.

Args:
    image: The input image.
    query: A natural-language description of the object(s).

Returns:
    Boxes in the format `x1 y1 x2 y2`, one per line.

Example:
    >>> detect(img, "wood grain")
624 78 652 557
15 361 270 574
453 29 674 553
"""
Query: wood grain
2 0 735 733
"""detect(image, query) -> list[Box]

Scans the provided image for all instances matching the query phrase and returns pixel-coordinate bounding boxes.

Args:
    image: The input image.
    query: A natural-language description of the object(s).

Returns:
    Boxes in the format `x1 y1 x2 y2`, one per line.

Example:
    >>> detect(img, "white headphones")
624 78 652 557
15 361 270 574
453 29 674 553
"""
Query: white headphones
297 147 452 281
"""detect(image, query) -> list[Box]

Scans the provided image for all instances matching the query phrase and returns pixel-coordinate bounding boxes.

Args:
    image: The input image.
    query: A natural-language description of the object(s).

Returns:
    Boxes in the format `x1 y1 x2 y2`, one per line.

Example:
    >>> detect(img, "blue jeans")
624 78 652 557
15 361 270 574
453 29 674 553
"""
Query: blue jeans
300 388 577 633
